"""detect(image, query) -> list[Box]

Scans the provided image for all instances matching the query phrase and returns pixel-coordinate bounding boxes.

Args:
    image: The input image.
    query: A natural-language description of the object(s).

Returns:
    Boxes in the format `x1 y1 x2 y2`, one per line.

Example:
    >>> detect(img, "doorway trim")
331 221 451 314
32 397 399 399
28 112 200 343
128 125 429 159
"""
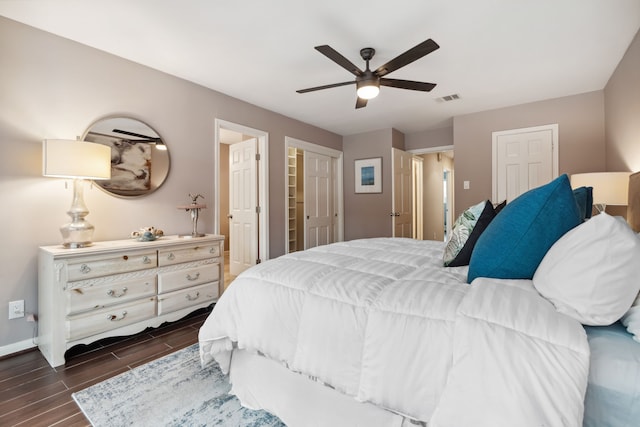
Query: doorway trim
214 118 269 261
284 136 344 252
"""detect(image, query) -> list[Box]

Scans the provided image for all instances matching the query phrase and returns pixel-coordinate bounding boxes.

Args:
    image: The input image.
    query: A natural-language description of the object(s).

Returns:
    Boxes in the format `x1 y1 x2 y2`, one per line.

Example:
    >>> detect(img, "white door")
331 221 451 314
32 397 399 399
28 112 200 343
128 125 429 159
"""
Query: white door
392 148 413 238
493 125 558 203
229 138 258 276
304 151 333 249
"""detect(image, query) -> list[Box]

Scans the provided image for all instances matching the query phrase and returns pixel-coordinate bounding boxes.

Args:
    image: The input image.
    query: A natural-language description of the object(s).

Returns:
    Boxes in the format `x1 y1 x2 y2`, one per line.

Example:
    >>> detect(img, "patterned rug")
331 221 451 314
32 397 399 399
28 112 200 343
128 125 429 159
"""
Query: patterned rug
72 344 285 426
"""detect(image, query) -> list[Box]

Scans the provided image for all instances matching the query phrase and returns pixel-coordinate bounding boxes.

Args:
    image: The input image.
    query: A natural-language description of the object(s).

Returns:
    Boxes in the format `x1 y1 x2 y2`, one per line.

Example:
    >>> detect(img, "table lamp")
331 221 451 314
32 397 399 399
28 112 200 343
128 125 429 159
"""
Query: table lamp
42 139 111 248
570 172 630 214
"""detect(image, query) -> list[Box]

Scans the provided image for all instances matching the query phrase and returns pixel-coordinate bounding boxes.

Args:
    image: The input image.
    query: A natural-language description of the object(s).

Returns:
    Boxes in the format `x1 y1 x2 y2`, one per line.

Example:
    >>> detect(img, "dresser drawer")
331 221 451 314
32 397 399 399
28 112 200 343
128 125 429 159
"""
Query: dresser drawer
66 275 157 315
157 282 218 316
158 243 221 266
66 297 156 341
67 251 157 281
157 263 219 294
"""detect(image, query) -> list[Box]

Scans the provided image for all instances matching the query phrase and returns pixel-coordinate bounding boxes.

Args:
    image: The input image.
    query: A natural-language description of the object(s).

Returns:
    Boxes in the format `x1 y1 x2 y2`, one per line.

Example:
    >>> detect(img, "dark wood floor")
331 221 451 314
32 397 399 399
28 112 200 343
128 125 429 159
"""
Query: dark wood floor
0 307 212 427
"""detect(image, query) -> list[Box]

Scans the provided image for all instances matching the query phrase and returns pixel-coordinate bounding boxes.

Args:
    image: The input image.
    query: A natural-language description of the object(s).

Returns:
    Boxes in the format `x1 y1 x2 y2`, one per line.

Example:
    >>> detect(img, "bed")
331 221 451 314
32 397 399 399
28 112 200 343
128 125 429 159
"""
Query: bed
199 173 640 427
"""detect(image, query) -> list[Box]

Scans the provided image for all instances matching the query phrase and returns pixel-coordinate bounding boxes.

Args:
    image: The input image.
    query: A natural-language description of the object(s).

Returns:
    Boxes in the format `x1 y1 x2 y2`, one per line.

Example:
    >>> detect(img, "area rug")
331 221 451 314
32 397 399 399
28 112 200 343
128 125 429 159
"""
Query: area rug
72 344 285 426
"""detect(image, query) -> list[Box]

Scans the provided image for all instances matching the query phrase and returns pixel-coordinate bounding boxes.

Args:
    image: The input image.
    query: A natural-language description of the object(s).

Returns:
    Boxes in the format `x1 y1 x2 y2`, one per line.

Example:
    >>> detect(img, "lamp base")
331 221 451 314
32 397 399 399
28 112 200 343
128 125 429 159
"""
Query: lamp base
60 178 95 248
61 220 95 248
178 233 206 239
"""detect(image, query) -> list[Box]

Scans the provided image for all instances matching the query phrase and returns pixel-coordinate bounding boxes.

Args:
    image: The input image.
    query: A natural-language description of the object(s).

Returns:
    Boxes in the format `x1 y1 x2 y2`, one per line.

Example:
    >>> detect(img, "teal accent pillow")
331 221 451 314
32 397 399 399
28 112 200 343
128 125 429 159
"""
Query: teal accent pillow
467 174 582 283
572 186 593 220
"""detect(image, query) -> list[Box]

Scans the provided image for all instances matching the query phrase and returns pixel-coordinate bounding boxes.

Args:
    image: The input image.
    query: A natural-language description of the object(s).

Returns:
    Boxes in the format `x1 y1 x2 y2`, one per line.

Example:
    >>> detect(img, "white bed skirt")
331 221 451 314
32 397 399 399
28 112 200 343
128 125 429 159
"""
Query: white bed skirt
229 349 418 427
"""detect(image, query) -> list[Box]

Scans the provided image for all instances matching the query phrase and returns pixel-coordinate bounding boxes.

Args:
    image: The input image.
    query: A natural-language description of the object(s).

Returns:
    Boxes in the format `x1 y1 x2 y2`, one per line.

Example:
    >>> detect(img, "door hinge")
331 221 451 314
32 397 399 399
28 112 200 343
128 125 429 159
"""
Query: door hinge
256 206 261 213
255 153 261 161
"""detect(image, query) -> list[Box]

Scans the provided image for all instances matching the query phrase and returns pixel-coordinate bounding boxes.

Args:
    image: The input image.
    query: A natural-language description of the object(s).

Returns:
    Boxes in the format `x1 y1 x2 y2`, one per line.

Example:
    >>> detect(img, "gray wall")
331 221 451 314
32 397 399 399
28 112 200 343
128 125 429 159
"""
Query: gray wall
605 28 640 173
405 126 453 151
452 91 606 216
343 129 398 240
0 17 341 349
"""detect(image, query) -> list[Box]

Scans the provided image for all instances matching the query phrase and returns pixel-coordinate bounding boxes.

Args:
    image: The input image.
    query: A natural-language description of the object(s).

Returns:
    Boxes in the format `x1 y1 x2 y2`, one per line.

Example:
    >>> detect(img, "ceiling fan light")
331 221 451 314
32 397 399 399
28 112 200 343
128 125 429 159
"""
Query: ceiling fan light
356 83 380 100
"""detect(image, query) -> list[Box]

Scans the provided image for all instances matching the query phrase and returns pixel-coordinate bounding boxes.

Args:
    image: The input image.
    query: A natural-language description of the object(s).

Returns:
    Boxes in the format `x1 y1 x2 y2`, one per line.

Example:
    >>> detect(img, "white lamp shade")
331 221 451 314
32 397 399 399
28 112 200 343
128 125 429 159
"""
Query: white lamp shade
571 172 631 206
43 139 111 180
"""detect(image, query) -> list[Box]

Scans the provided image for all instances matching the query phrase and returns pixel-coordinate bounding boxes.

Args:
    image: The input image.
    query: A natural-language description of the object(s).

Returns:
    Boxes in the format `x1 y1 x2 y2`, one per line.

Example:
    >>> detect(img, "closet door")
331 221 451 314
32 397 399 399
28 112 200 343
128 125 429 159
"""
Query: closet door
304 151 333 249
493 125 557 202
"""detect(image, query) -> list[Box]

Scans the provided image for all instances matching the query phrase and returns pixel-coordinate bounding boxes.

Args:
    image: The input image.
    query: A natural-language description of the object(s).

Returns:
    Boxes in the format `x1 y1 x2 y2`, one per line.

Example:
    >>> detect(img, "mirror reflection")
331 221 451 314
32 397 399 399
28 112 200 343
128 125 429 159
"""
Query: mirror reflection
83 117 170 197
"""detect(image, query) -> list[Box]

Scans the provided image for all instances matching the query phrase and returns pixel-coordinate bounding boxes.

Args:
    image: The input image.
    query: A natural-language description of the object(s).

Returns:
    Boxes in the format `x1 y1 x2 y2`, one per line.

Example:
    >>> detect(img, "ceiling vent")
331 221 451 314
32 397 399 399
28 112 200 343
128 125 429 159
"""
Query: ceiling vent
436 94 460 102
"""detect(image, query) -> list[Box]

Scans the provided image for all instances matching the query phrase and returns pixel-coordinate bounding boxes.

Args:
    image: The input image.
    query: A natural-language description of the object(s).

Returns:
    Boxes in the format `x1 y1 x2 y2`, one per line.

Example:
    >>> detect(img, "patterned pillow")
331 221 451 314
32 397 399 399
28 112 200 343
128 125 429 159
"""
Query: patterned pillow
443 200 495 267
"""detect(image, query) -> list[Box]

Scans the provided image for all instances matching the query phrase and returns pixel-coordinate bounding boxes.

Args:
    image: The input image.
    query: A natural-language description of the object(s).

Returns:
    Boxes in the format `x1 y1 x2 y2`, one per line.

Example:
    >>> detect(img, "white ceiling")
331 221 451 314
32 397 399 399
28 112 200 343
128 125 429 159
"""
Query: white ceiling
1 0 639 136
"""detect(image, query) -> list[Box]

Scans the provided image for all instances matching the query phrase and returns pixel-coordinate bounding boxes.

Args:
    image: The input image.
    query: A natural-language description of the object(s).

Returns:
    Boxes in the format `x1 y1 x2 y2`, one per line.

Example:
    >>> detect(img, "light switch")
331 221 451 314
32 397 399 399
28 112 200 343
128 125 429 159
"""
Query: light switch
463 181 470 190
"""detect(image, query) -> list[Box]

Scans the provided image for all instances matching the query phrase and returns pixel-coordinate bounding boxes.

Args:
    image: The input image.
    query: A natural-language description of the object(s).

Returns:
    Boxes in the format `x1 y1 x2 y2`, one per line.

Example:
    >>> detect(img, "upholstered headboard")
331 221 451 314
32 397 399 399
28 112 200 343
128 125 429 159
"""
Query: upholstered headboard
628 171 640 232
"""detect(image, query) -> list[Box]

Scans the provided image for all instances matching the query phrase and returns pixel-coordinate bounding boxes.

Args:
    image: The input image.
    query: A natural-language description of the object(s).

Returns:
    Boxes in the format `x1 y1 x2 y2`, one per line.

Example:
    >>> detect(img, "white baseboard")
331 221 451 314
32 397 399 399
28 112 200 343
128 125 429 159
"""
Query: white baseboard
0 338 37 358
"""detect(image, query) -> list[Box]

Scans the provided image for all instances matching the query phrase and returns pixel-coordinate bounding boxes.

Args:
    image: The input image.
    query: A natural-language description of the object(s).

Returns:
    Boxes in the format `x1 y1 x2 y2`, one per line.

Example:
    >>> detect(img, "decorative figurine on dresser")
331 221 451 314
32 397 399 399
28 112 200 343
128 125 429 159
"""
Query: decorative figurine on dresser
38 233 225 367
177 193 207 238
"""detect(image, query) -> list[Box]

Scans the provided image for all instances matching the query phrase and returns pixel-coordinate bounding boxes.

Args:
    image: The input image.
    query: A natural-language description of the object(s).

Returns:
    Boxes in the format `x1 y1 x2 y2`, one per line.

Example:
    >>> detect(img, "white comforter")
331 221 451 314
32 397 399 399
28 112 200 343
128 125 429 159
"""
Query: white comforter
199 238 589 426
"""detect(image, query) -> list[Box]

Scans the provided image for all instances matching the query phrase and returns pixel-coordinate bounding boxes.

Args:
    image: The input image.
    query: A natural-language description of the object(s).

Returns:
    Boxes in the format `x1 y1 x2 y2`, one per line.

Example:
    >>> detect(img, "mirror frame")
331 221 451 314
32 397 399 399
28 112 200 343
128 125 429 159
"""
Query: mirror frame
83 116 170 198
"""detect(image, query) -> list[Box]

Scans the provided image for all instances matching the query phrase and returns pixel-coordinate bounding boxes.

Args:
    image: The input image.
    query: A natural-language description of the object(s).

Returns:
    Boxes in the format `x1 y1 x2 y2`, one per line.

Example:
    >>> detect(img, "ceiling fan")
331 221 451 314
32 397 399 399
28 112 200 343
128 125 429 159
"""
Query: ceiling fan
296 38 440 109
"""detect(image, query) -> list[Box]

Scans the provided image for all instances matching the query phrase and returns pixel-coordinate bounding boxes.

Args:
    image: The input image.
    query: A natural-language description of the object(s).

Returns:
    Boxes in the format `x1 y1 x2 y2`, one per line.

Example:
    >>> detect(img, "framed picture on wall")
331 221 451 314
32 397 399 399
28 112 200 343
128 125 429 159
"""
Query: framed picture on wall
355 157 382 193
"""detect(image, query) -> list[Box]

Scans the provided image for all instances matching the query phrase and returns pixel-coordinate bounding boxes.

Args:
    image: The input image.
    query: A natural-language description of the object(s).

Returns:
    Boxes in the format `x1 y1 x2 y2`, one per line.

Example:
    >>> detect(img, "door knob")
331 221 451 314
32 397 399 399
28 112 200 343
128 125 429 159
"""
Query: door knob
227 214 233 219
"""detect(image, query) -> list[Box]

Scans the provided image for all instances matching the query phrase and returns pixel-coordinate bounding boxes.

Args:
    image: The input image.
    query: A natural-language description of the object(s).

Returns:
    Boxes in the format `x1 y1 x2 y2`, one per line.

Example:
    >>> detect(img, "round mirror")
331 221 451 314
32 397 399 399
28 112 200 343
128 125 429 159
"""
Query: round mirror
83 117 170 197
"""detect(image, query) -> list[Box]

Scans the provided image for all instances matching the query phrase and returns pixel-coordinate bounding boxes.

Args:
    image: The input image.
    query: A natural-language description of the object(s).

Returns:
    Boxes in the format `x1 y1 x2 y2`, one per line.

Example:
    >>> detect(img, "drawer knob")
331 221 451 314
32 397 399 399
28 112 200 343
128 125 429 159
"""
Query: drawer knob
186 272 200 281
185 292 200 301
123 255 129 261
107 287 128 298
142 256 151 264
167 253 175 261
209 247 217 254
107 311 128 322
80 264 91 274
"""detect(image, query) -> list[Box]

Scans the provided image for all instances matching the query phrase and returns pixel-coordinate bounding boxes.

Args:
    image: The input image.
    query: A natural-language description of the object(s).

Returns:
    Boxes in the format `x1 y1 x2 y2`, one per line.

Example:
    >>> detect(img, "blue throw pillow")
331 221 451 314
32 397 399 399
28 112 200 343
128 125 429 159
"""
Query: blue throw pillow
467 174 582 283
572 186 593 220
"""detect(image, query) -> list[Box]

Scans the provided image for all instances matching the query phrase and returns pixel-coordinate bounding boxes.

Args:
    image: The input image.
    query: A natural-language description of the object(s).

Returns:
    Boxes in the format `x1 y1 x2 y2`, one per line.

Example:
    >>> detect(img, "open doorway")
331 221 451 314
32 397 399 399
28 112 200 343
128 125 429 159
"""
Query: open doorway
409 146 454 241
215 119 269 288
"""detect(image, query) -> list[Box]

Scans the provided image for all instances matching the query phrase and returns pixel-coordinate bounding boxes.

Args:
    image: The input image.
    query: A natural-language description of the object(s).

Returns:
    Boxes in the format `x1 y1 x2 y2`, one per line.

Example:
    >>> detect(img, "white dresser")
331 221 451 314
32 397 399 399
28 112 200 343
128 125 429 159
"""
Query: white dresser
38 234 224 367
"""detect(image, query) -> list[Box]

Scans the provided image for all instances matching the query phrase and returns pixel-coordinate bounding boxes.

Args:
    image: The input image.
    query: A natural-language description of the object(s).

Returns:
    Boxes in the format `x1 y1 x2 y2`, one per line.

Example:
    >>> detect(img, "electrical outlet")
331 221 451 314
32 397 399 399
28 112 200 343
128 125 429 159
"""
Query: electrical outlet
9 300 24 320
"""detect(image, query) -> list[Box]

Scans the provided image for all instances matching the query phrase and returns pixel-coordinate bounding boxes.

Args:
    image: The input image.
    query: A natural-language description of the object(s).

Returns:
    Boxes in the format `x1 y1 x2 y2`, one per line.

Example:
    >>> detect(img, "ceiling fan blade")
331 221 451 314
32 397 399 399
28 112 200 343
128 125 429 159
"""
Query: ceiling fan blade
315 45 364 77
380 78 437 92
375 39 440 77
296 81 355 94
355 97 368 109
112 128 161 142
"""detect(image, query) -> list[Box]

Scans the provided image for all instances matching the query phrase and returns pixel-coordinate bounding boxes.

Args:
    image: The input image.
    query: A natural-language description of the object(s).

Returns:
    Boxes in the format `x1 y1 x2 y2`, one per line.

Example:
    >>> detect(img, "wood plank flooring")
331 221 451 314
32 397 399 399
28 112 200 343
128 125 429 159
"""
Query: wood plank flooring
0 307 212 427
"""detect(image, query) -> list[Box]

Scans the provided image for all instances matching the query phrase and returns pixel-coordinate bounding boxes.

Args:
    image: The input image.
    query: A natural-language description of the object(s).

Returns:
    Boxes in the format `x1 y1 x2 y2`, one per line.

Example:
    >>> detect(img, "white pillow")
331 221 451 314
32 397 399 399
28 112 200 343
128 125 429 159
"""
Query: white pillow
533 213 640 326
621 292 640 342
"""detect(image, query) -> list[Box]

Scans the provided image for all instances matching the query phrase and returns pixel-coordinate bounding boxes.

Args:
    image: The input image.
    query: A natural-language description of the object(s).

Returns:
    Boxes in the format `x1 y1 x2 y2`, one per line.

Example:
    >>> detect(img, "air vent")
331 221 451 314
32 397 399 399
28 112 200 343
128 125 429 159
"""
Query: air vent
436 94 460 102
